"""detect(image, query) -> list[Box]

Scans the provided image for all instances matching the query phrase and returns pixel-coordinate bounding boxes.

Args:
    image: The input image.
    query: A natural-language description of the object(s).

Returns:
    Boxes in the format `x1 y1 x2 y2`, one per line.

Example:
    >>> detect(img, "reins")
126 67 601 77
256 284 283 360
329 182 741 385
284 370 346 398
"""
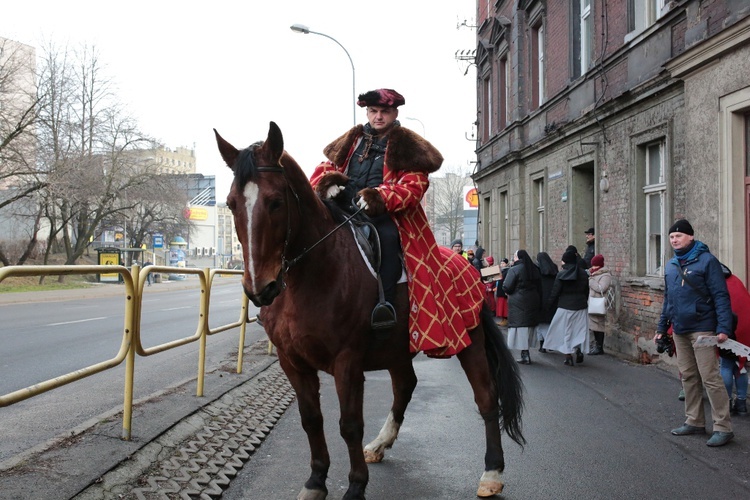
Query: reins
252 161 363 291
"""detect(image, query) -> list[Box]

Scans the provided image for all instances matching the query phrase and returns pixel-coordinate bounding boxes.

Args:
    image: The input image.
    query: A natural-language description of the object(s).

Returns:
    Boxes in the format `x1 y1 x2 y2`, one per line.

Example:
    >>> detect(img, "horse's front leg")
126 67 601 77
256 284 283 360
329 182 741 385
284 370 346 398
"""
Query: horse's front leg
456 333 505 498
278 355 330 500
333 358 368 500
364 362 417 463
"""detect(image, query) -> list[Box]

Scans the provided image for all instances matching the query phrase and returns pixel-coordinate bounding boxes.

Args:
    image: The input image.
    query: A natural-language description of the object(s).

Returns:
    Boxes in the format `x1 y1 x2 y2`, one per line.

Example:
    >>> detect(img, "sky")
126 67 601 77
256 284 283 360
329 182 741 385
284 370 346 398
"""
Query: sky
2 1 478 202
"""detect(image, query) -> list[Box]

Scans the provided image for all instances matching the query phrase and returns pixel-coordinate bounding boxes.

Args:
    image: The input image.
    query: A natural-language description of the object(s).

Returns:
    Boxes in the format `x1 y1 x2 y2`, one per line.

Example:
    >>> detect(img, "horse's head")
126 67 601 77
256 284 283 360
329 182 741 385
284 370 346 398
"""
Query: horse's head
215 122 296 307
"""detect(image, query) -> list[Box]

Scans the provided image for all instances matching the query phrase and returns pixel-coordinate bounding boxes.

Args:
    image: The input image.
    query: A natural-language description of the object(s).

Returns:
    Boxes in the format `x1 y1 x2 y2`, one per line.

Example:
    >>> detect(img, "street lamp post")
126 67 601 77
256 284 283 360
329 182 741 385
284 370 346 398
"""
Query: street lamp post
404 117 426 137
290 23 356 126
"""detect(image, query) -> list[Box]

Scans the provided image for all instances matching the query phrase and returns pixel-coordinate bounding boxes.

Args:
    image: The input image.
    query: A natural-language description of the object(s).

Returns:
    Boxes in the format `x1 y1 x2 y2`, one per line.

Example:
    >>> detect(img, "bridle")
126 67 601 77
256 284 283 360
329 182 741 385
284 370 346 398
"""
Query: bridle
244 147 363 291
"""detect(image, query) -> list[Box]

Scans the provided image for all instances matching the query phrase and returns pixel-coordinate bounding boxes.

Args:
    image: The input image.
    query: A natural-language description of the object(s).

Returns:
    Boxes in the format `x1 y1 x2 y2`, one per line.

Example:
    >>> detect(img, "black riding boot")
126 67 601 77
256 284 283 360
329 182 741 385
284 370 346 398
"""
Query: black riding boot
538 340 547 353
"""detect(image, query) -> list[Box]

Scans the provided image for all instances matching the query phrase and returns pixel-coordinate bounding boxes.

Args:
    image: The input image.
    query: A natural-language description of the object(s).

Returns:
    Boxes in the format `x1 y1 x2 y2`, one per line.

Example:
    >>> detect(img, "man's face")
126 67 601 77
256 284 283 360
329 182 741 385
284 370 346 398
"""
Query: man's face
669 232 694 251
585 233 595 243
452 243 462 253
367 106 398 132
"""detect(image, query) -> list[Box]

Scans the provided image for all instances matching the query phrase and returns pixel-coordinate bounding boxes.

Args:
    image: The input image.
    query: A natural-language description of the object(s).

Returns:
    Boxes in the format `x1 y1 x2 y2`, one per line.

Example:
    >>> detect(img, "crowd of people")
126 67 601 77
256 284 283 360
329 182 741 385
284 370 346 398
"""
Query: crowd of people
458 218 748 448
463 230 611 367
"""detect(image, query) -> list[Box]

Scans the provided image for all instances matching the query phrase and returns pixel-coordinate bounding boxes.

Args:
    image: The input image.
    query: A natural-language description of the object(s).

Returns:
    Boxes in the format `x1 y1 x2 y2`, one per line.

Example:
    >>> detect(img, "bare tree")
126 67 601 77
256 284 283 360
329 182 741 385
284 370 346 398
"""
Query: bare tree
430 167 472 242
121 171 195 249
36 42 160 272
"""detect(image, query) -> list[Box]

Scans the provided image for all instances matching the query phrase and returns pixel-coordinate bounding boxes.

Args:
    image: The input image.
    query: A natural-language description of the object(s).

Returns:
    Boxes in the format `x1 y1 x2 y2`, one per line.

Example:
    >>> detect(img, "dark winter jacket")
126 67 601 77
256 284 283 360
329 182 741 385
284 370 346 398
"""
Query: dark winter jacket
472 247 485 272
494 266 510 298
548 264 589 311
657 241 733 336
503 261 542 327
539 273 558 323
583 241 595 268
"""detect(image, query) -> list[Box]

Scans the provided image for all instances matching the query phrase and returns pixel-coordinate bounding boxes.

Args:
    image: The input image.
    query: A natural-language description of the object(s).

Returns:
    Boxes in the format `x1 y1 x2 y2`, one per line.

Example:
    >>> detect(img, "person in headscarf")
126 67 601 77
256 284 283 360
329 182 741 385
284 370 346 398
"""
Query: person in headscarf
503 249 543 364
543 248 590 366
472 246 485 273
587 254 612 354
536 252 559 353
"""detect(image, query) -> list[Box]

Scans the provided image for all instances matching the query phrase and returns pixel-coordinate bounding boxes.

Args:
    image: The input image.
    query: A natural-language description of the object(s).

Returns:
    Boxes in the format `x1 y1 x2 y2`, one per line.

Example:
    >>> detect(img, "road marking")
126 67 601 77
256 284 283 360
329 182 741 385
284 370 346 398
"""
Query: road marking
48 317 107 326
161 306 192 311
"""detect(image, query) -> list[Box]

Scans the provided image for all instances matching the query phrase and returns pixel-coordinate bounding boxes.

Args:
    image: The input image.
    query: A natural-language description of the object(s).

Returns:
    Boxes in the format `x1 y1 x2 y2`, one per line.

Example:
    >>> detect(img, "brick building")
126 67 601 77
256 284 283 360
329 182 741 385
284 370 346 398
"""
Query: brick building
472 0 750 362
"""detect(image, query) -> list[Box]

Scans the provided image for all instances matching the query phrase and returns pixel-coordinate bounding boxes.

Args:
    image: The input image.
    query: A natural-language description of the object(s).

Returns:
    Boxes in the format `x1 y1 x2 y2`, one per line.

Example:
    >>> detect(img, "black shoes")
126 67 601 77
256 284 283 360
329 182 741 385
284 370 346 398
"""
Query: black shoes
538 341 547 353
564 355 574 366
575 347 584 364
516 350 531 365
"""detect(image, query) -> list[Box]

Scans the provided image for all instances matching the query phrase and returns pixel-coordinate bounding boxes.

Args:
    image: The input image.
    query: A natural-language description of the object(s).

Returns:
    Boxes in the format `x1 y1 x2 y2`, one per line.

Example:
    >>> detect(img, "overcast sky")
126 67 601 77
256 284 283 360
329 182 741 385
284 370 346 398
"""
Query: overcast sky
2 1 478 201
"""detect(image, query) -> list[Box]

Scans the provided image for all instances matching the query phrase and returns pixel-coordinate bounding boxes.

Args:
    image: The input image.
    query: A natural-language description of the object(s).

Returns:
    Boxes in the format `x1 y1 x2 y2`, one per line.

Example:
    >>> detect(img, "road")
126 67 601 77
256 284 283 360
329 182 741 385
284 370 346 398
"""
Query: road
0 277 263 465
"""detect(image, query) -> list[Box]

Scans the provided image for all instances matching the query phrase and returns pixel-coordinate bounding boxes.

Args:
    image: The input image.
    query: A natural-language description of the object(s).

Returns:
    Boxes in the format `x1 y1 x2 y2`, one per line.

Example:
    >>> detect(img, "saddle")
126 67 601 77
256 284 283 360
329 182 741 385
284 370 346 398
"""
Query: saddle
346 212 397 335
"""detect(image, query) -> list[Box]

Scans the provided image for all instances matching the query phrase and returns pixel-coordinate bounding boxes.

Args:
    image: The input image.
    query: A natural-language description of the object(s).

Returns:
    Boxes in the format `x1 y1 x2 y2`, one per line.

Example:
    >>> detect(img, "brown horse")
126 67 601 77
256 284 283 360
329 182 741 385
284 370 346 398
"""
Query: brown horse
215 122 524 500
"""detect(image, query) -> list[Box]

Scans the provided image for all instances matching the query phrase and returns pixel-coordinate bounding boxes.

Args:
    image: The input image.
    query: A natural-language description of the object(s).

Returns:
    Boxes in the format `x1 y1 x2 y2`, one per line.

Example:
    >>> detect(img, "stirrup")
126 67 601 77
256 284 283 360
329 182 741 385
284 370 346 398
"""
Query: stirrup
371 301 397 333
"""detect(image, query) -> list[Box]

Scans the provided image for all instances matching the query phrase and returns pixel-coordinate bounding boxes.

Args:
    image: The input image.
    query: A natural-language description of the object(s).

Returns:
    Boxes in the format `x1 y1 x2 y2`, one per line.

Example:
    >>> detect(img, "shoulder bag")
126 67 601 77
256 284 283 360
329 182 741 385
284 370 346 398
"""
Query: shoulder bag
588 279 614 315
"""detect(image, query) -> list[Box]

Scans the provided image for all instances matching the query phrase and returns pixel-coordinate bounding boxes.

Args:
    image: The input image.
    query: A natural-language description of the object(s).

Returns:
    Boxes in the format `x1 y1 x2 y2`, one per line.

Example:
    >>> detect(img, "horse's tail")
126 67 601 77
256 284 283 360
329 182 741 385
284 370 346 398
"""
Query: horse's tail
481 305 526 447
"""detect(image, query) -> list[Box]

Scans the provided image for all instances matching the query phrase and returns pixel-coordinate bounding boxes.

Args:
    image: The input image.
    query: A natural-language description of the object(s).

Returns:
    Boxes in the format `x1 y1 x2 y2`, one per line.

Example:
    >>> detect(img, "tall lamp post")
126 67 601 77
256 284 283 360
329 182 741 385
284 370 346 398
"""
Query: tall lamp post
290 23 356 126
404 117 426 137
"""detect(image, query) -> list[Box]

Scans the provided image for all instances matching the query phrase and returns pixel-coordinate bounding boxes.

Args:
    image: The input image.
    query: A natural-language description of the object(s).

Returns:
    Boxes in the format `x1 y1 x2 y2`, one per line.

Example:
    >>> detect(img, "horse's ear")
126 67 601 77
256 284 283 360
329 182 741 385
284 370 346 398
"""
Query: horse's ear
214 129 239 172
266 121 284 163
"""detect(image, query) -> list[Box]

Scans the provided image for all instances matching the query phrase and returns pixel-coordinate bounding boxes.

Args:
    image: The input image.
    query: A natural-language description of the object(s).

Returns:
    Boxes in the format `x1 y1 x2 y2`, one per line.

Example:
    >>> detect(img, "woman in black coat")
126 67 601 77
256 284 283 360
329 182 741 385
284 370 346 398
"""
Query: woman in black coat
536 252 559 353
503 249 543 364
544 248 590 366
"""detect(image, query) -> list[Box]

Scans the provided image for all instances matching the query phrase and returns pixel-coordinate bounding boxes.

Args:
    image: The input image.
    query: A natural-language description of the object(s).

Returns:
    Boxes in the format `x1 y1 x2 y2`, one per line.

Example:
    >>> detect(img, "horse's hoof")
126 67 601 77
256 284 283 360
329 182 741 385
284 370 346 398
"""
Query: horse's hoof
298 486 327 500
477 470 504 497
363 448 384 463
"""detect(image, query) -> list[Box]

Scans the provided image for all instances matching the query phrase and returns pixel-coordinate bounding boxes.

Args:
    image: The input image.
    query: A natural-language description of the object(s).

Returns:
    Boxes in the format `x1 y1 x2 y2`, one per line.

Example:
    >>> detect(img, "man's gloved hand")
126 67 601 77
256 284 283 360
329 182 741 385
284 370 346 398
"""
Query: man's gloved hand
315 172 349 200
357 188 386 217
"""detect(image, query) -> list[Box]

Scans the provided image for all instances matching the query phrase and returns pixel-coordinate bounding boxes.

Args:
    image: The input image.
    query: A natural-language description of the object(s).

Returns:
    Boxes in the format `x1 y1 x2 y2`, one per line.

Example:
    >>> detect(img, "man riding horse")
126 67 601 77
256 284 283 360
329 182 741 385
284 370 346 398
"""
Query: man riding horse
311 88 483 358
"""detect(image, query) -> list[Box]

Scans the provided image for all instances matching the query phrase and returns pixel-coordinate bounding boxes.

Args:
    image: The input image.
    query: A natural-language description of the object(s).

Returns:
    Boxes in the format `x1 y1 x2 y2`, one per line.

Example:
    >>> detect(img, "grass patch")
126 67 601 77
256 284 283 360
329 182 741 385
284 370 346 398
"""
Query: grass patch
0 275 94 293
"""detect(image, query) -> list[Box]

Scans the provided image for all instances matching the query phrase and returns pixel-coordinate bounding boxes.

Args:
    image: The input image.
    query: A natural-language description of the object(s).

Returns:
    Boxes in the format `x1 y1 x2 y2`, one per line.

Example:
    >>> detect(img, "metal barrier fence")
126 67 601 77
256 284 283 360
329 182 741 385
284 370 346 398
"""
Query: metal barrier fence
0 264 257 440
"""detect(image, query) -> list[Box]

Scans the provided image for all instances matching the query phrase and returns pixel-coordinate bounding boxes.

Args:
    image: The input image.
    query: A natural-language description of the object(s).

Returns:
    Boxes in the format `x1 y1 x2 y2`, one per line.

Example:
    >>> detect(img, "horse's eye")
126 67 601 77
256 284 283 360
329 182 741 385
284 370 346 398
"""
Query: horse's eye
269 198 283 212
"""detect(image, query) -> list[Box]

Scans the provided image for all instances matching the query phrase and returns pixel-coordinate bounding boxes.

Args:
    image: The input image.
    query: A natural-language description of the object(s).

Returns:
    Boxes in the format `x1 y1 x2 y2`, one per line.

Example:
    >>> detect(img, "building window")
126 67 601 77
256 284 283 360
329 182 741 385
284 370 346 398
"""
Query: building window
482 75 492 140
533 177 545 255
628 0 666 33
581 0 593 75
499 54 509 129
642 141 666 275
572 0 594 78
498 190 510 261
531 23 545 108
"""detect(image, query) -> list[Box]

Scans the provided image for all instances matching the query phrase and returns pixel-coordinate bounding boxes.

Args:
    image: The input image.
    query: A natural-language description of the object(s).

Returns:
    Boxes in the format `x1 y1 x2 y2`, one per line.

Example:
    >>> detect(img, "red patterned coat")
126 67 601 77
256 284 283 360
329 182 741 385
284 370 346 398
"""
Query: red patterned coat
310 124 484 357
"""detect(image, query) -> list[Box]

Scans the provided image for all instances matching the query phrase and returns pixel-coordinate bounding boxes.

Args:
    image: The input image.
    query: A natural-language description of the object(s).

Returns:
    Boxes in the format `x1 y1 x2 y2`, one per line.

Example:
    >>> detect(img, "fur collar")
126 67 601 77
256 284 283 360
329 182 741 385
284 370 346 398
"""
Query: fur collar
323 124 443 173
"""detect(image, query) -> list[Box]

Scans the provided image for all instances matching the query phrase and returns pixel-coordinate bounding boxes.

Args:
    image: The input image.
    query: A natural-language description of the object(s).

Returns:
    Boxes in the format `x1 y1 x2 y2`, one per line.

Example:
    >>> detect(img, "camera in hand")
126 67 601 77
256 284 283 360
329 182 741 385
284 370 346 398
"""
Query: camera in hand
656 334 674 356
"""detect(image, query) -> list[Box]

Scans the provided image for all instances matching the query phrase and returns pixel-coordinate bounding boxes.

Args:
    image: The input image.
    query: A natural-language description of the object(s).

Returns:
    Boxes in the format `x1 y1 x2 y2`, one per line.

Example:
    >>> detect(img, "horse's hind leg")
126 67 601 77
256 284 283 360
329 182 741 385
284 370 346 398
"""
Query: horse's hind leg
364 361 417 463
278 356 330 500
456 332 506 498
